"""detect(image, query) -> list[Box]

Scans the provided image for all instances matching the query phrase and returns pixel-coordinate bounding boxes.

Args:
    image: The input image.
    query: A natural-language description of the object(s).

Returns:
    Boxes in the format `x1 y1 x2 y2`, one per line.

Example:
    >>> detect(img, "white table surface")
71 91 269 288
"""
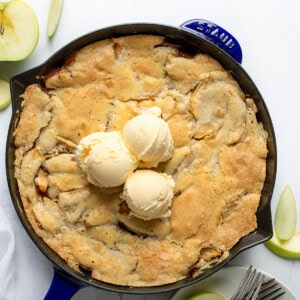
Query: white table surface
1 0 300 299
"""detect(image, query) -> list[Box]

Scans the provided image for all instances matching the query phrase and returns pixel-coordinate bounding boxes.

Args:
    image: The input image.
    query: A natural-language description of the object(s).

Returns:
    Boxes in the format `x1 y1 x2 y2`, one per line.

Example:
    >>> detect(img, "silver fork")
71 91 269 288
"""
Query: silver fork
231 266 286 300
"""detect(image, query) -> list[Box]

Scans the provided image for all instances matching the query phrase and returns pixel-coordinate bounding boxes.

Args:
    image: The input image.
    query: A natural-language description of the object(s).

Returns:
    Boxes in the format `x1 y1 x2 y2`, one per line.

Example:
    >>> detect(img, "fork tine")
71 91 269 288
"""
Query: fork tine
231 266 265 300
245 273 265 300
238 269 260 299
258 288 285 300
257 278 286 300
269 292 286 300
260 278 277 292
230 265 253 299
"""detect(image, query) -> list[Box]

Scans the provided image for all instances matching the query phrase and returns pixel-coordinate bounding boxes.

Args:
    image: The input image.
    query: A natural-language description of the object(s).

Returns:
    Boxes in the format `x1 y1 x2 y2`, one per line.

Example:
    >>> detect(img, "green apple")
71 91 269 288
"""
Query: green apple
187 292 225 300
275 185 297 240
265 228 300 259
47 0 64 37
0 0 39 61
0 78 11 110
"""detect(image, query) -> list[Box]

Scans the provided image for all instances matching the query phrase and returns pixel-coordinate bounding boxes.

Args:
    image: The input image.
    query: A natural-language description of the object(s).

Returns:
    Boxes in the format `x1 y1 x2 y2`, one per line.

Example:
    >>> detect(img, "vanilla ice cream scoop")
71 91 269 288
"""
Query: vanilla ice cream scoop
122 169 175 220
123 110 173 168
76 132 137 188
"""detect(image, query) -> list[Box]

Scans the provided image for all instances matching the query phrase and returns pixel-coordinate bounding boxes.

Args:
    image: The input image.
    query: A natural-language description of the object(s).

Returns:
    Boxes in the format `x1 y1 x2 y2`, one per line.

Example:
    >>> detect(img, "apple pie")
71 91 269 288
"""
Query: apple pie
14 35 268 286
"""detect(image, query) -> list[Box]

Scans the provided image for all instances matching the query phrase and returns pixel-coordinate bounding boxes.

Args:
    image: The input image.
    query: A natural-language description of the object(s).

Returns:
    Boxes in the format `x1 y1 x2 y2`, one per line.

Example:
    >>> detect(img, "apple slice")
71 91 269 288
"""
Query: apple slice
265 228 300 259
0 0 39 61
275 185 297 240
187 292 225 300
0 78 11 110
47 0 64 37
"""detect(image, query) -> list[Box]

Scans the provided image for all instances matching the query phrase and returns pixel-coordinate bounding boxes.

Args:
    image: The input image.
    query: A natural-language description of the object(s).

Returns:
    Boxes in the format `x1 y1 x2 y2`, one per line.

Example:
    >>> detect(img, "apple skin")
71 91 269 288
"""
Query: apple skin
47 0 64 37
265 228 300 259
0 0 39 61
0 78 11 110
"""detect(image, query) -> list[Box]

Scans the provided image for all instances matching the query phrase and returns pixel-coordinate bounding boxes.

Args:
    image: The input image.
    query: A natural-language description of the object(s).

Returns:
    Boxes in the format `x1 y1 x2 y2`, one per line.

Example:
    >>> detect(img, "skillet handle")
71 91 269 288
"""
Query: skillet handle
44 268 81 300
180 19 243 64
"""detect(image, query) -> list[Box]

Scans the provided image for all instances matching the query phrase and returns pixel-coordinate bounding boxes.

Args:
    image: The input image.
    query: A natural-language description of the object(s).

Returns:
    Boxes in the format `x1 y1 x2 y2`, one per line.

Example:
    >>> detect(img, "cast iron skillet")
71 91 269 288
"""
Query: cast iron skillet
6 20 277 299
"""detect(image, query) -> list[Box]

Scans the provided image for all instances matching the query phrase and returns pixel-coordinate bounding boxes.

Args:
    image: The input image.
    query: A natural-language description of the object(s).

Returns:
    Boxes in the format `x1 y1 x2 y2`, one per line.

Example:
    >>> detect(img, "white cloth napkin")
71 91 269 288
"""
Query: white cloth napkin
0 205 15 300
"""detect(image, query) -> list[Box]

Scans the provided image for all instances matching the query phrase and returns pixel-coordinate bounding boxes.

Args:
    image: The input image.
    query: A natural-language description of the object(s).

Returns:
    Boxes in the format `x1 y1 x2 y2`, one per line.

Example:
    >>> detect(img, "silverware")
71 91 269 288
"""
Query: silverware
257 278 286 300
231 266 286 300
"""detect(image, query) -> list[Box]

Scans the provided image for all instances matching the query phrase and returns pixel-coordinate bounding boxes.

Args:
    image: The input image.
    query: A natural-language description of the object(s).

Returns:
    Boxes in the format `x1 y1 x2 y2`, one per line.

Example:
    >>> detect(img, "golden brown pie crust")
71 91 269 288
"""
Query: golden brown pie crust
14 35 268 286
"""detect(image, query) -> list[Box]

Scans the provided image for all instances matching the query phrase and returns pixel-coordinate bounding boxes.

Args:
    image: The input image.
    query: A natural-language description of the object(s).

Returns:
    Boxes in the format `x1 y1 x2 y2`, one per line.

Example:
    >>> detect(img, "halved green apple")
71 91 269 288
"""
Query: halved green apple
0 78 11 110
265 228 300 259
0 0 39 61
47 0 64 37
